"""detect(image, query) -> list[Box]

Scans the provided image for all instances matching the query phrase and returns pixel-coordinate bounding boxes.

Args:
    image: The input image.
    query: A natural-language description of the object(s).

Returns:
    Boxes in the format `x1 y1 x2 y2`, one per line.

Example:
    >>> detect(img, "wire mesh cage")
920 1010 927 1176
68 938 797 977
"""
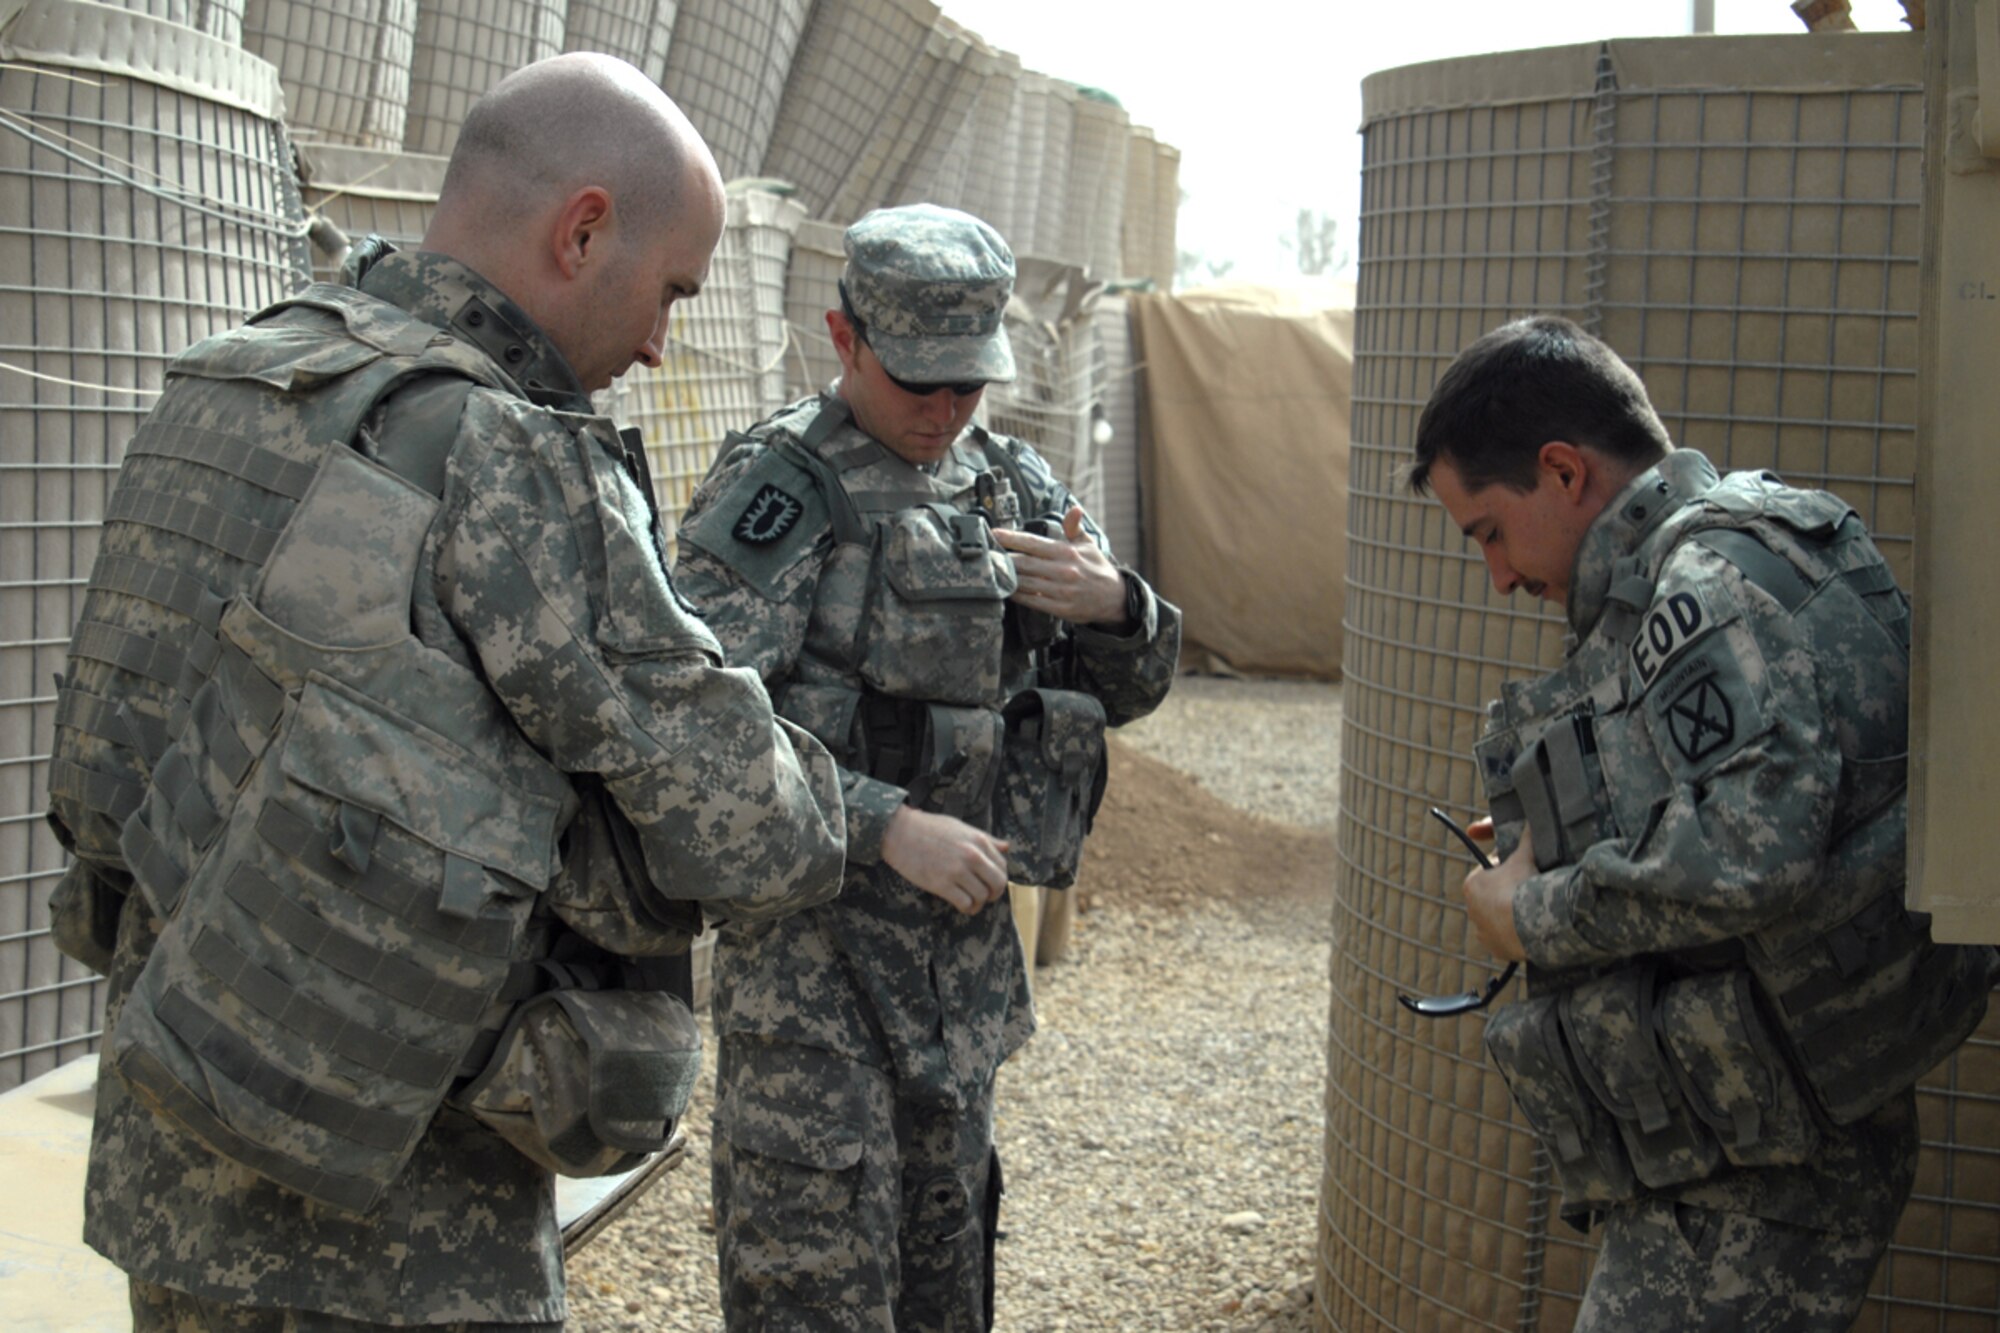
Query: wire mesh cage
1061 92 1129 281
1120 122 1158 287
983 258 1102 517
295 143 447 284
660 0 811 183
1019 74 1075 263
822 17 980 222
760 0 940 220
240 0 417 150
1088 293 1141 570
86 0 245 43
1325 31 1997 1333
1149 138 1180 292
780 217 847 402
614 184 803 558
0 0 310 1092
952 44 1026 249
400 0 563 158
562 0 677 86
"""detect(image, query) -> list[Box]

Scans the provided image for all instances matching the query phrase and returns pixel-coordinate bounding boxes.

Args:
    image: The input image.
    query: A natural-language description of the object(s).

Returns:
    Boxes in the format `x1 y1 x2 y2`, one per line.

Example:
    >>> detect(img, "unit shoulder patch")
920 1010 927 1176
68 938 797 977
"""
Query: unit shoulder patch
1630 583 1718 690
733 483 804 545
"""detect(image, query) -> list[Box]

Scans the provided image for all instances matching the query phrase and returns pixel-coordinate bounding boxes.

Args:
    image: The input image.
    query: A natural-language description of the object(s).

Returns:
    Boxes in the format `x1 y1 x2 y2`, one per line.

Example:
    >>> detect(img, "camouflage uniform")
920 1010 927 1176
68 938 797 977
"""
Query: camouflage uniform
1474 449 1995 1327
674 206 1181 1331
49 240 846 1326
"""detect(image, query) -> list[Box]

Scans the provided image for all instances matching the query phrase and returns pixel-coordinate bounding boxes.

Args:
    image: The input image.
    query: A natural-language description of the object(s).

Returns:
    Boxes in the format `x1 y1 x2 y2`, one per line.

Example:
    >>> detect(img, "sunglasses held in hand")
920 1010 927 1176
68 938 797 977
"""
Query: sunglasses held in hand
1397 807 1520 1018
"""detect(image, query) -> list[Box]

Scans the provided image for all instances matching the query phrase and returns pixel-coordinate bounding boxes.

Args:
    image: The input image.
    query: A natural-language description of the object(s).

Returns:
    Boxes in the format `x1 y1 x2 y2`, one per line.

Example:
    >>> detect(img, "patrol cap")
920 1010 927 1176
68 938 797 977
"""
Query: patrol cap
841 204 1016 385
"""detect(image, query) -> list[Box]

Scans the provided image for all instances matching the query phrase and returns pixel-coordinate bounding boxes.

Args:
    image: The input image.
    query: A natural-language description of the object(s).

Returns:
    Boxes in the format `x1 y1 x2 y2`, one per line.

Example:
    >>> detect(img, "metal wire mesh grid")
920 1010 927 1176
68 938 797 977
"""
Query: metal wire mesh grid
1148 138 1181 291
868 21 984 213
824 18 978 222
1327 32 1996 1332
983 269 1102 517
952 46 1026 249
400 0 563 158
0 30 310 1092
1061 94 1129 281
562 0 678 86
296 144 447 284
660 0 811 183
1120 123 1158 286
780 218 847 401
615 195 780 556
1021 74 1076 262
92 0 246 44
761 0 940 220
1088 294 1141 567
240 0 418 150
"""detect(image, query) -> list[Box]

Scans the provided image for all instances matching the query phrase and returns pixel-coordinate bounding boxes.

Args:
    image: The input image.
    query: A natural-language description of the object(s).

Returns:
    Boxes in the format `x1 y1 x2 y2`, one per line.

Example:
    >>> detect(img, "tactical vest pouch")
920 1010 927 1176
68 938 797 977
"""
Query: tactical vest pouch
1752 899 1997 1125
859 504 1015 705
1483 993 1637 1213
1558 966 1722 1189
1510 712 1615 873
109 667 555 1215
46 859 124 976
455 984 699 1177
1655 968 1820 1168
776 682 866 767
994 688 1109 889
905 701 1005 825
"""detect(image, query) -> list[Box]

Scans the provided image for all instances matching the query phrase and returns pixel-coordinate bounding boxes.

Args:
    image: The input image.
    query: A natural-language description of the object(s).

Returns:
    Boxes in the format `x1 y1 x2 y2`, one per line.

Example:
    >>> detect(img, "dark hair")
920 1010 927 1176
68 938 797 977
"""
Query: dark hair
1407 316 1671 495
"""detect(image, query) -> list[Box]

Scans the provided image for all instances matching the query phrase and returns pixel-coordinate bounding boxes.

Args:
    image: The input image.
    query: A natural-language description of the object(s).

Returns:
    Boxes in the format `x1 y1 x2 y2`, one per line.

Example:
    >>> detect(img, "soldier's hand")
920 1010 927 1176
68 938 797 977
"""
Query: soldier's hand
1463 823 1531 963
881 805 1011 915
994 505 1128 628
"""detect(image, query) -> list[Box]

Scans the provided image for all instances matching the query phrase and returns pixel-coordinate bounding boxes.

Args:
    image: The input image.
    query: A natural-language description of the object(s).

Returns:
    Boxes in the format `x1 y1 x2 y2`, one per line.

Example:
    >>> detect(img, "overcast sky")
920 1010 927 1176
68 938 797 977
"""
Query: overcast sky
940 0 1916 286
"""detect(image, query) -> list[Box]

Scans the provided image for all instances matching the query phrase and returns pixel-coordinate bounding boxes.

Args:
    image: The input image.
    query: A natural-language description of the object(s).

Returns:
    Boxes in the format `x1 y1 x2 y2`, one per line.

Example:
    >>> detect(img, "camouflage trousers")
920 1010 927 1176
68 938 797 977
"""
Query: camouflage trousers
1574 1197 1891 1332
711 1035 1000 1332
128 1278 561 1331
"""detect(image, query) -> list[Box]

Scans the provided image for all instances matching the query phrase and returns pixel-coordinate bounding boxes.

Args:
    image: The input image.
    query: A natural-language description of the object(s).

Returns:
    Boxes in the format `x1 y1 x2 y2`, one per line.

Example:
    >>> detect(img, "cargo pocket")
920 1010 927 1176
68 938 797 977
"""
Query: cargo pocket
859 505 1014 705
1657 968 1821 1168
1559 966 1722 1190
993 688 1108 888
721 1089 868 1234
1483 993 1637 1215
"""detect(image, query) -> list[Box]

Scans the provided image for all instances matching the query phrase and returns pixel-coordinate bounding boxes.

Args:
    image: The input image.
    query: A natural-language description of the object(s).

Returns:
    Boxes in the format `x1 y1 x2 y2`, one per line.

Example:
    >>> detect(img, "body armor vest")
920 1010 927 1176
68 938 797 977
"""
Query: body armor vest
58 285 582 1214
1475 460 1995 1215
704 396 1107 887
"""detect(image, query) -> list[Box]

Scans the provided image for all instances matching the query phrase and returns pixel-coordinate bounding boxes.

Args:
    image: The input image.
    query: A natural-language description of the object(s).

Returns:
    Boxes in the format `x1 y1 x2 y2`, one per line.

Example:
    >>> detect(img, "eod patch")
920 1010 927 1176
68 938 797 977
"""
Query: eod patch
1631 585 1716 689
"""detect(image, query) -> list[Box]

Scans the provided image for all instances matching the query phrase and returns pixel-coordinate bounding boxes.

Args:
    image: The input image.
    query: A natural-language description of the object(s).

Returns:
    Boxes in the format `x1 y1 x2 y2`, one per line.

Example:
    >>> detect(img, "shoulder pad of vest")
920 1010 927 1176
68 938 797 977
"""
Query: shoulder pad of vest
676 440 829 600
170 316 387 393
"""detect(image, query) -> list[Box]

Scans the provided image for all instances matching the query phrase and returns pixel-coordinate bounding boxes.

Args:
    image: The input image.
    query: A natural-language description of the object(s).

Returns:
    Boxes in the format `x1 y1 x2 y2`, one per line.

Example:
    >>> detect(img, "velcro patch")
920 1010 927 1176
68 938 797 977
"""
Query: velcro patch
733 484 804 545
1662 674 1736 764
1630 585 1715 689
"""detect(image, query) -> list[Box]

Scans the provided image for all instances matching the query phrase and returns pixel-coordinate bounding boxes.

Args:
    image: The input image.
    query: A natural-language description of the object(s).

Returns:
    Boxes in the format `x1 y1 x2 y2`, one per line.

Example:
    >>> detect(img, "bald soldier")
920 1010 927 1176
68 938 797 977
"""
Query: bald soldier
45 54 845 1331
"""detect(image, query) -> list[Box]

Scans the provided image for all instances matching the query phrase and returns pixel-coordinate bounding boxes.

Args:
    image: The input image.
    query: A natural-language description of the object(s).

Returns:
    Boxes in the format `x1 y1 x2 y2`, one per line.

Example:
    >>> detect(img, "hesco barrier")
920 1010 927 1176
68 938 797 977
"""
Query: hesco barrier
760 0 940 219
0 0 309 1088
660 0 810 181
400 0 561 157
563 0 676 86
619 183 806 555
240 0 415 149
295 143 446 284
1324 31 1998 1332
781 217 845 401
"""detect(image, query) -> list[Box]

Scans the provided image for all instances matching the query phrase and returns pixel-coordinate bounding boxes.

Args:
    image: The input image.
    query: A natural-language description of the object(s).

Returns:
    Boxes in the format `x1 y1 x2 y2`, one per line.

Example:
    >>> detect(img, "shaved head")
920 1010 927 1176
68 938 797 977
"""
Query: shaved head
422 53 727 390
437 52 712 242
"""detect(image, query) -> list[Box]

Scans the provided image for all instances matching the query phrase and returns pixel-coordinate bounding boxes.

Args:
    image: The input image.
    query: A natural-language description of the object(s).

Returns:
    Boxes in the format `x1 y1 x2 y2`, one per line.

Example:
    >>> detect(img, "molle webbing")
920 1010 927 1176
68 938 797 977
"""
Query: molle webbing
124 419 320 500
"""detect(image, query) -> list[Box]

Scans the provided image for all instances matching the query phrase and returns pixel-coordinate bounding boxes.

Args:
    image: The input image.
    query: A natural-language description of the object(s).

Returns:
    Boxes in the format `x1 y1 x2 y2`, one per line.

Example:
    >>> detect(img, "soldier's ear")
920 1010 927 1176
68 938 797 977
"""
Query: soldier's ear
551 185 614 281
1537 440 1589 501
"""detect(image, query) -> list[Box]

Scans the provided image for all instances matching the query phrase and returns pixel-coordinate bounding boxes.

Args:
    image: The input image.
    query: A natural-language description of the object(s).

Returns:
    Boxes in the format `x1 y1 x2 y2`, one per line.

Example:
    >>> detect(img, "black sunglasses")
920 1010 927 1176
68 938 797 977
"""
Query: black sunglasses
851 320 986 399
1397 807 1520 1018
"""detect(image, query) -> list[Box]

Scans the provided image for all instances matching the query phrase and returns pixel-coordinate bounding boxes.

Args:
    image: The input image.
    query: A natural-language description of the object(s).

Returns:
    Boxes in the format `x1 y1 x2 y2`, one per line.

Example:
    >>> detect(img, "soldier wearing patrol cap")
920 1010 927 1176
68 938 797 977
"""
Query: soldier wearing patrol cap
1409 315 1996 1331
675 204 1182 1329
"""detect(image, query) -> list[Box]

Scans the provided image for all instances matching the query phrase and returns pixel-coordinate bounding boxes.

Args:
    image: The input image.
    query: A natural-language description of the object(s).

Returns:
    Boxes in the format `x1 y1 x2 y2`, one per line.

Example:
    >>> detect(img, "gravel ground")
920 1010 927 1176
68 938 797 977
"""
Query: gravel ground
565 674 1343 1331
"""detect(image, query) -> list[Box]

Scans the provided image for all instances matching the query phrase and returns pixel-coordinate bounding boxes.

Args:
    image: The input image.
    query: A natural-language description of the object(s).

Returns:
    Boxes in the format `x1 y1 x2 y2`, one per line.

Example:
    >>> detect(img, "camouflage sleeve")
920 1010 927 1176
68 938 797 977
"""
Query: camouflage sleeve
1513 543 1843 969
1006 437 1182 727
675 440 911 866
436 392 845 925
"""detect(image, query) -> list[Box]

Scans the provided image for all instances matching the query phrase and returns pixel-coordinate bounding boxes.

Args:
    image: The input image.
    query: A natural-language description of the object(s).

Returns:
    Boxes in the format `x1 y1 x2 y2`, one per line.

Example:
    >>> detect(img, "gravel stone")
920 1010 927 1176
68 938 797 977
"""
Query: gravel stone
564 674 1342 1331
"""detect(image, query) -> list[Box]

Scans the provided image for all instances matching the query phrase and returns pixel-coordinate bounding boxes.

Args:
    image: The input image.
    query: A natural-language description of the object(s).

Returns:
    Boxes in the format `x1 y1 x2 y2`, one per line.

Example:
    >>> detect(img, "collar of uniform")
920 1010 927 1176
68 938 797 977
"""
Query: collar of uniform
1566 448 1719 637
351 241 593 412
